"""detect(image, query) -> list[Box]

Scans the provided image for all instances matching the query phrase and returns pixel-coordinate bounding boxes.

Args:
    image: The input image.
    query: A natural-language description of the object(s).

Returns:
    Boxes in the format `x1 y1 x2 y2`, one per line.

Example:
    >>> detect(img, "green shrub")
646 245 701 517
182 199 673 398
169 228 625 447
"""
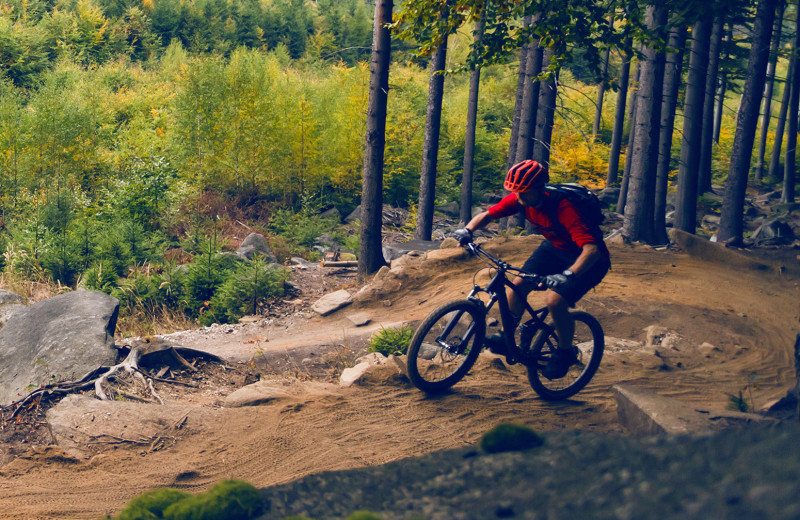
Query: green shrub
480 423 543 454
207 258 289 324
367 326 414 356
115 487 191 520
81 262 119 293
162 479 263 520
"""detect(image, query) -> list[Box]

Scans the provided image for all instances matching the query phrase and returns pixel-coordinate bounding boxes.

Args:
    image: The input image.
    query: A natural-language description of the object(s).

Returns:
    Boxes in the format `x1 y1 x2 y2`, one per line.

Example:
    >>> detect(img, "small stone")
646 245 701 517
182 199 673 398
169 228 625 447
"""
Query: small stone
382 300 393 307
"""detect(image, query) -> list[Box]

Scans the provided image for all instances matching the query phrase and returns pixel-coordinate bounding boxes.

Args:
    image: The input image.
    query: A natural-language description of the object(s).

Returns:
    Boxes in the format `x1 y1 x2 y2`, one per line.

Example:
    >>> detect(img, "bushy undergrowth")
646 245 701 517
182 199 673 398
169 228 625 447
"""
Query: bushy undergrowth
367 326 414 357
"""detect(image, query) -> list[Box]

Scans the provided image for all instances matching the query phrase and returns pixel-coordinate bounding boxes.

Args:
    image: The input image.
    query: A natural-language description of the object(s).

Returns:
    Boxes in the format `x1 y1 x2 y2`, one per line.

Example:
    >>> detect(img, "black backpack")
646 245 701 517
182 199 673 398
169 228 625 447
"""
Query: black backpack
544 183 605 226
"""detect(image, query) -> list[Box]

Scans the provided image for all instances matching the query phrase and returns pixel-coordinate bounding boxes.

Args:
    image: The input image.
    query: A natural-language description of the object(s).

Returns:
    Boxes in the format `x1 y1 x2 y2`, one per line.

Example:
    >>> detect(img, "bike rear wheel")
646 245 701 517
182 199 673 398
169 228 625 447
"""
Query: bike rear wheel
406 300 486 393
527 311 604 400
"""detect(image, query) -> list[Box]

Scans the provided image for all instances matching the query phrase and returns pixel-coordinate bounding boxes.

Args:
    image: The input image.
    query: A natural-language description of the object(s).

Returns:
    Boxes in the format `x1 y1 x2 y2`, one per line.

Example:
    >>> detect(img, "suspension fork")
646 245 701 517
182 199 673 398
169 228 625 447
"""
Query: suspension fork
434 297 486 353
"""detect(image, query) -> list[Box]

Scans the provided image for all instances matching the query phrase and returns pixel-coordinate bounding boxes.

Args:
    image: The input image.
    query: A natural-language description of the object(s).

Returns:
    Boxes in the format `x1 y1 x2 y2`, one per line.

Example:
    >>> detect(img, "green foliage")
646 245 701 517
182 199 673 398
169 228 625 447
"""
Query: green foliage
162 479 263 520
205 258 288 325
726 390 751 413
268 196 339 251
367 326 414 357
111 480 262 520
480 423 543 454
115 487 191 520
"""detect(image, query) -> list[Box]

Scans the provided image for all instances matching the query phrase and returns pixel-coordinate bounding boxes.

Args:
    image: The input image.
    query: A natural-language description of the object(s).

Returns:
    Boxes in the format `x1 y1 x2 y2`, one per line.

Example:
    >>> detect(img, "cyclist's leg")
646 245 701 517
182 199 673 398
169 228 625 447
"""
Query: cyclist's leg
544 290 574 349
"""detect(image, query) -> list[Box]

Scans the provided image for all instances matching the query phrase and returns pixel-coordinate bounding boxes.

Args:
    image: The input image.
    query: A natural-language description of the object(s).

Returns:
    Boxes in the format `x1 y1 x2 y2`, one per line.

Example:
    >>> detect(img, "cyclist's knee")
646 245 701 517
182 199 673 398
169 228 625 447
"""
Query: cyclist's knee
545 290 568 310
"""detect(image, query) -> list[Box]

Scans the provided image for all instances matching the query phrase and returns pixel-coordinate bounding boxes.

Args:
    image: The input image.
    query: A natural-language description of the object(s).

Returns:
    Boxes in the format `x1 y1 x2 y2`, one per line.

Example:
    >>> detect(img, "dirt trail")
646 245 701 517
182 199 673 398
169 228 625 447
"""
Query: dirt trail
0 236 798 519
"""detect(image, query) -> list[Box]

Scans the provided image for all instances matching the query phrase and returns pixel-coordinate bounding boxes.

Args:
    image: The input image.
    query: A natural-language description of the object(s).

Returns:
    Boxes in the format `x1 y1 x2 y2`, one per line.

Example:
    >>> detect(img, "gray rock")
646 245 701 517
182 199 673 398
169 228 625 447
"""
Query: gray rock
319 207 342 221
382 239 442 262
434 201 460 218
0 290 120 406
0 303 26 328
237 233 278 262
312 290 353 316
0 289 25 305
597 187 620 208
344 205 361 223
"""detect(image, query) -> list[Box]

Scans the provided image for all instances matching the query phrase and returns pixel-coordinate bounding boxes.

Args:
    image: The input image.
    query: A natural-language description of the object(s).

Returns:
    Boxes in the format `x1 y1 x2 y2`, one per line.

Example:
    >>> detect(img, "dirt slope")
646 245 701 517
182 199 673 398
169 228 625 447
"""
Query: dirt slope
0 236 798 519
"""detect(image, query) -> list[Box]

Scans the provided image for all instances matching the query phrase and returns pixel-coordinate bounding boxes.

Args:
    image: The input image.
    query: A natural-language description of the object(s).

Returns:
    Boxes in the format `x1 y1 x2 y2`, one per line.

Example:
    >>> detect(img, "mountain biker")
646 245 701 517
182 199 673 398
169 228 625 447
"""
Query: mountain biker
454 160 610 379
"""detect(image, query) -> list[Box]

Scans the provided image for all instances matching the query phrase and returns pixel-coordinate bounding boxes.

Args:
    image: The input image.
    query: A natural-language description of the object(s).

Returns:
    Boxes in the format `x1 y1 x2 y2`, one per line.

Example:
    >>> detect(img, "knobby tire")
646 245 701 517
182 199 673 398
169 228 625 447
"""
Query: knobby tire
527 311 604 400
406 300 486 393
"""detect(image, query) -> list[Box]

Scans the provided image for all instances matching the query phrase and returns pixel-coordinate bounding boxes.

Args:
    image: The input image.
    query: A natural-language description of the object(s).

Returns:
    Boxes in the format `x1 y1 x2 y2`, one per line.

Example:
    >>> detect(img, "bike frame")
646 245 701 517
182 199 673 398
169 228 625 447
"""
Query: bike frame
461 243 553 364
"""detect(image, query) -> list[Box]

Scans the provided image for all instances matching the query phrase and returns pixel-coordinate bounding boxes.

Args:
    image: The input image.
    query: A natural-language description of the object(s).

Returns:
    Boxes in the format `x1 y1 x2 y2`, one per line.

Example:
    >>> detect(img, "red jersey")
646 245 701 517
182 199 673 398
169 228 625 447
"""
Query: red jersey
488 192 609 258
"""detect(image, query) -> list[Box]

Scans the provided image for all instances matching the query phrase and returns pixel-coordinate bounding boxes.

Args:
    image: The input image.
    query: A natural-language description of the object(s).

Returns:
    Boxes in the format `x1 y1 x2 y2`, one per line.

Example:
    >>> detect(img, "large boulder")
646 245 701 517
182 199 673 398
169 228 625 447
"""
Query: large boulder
0 290 120 406
236 232 278 263
0 289 25 306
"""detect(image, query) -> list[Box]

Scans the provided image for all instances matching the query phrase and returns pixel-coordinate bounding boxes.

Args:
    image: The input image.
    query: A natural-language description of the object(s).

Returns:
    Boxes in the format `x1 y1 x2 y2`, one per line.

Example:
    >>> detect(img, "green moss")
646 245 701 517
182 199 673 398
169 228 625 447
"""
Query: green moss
116 488 191 520
480 423 543 454
162 480 263 520
345 512 384 520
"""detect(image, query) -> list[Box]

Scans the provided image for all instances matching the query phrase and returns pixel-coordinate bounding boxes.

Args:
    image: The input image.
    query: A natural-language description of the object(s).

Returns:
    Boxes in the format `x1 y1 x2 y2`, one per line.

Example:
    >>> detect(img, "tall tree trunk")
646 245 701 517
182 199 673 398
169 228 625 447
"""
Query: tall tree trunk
713 25 732 144
607 39 633 187
623 2 667 243
460 12 485 226
415 37 448 241
719 0 779 244
768 59 794 180
534 48 557 168
617 60 642 212
358 0 392 282
515 20 543 163
675 11 713 234
654 24 688 244
755 0 786 181
506 16 531 172
698 11 727 194
593 13 614 141
782 2 800 203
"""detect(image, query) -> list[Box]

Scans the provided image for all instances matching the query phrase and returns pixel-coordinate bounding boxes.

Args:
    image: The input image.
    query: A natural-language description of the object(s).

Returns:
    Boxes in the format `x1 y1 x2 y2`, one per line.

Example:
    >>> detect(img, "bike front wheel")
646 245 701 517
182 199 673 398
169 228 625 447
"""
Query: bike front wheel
406 300 486 393
527 311 604 400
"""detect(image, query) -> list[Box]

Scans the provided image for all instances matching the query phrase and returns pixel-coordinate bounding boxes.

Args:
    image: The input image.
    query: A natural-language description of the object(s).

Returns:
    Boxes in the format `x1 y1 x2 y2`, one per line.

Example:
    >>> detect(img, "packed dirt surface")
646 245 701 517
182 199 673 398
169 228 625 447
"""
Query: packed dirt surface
1 235 799 519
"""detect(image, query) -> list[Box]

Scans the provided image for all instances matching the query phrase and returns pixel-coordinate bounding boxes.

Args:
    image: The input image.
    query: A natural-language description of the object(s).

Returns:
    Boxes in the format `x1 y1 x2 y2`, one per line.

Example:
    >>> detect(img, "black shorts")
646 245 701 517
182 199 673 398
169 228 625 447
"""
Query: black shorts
520 240 610 306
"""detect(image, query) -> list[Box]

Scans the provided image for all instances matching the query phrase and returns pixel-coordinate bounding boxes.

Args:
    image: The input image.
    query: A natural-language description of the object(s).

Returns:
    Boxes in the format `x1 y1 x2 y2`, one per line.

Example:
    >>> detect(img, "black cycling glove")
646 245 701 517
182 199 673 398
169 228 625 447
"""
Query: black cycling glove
544 270 574 289
454 228 473 245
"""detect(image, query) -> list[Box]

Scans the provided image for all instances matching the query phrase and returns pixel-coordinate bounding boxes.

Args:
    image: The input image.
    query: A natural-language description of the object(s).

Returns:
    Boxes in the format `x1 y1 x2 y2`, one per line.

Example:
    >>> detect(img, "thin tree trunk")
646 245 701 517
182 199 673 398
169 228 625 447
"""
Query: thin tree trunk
755 0 786 180
593 13 614 140
698 11 727 194
654 24 688 244
719 0 779 244
607 39 633 187
416 37 448 241
675 11 713 234
623 2 667 243
768 59 794 180
506 16 531 172
534 48 557 168
713 25 732 144
358 0 392 282
617 58 641 213
782 1 800 203
460 12 485 225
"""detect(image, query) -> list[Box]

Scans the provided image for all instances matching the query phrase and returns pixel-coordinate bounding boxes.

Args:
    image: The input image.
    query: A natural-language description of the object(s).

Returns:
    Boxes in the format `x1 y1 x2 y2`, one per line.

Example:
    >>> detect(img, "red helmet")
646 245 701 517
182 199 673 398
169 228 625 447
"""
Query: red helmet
504 160 549 192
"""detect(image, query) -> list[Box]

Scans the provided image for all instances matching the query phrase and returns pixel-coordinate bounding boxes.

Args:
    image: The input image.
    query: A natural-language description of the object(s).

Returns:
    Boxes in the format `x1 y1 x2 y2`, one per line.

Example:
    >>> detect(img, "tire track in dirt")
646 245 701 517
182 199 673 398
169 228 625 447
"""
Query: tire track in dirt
0 237 798 519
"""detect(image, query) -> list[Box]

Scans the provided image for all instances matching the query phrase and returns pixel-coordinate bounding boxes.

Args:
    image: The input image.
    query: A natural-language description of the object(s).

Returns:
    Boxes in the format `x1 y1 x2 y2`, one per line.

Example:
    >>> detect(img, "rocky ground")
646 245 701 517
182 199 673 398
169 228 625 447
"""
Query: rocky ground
0 187 799 519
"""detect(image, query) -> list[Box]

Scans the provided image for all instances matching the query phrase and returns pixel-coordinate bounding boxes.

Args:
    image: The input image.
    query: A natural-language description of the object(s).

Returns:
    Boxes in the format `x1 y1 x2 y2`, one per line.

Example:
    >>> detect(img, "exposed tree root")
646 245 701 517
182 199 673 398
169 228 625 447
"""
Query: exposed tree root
7 346 213 420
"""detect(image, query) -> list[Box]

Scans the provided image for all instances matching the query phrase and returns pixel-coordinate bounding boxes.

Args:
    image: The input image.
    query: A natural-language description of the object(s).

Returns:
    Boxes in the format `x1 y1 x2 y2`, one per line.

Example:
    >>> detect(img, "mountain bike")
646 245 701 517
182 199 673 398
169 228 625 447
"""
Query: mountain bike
406 240 604 400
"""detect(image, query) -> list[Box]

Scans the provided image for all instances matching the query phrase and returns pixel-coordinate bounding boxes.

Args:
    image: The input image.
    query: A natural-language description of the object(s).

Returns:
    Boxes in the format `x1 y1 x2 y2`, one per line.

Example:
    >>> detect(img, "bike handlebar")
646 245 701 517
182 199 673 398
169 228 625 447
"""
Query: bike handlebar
464 241 546 287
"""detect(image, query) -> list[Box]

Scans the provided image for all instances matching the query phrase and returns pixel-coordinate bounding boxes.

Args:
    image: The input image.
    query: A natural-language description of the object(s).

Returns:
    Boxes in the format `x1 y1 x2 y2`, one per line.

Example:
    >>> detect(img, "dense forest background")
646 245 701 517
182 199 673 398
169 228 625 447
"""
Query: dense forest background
0 0 797 333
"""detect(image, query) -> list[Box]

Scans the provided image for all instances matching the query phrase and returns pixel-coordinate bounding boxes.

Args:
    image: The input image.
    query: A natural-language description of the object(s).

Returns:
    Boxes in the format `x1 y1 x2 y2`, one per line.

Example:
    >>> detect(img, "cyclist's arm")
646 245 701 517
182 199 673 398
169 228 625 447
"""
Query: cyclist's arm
567 243 600 275
464 210 495 233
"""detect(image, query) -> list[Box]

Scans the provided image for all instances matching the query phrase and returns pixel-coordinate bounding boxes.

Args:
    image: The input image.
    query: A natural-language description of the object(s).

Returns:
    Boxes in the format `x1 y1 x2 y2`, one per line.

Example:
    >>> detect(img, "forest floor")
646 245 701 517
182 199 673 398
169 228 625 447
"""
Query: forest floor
0 231 799 519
